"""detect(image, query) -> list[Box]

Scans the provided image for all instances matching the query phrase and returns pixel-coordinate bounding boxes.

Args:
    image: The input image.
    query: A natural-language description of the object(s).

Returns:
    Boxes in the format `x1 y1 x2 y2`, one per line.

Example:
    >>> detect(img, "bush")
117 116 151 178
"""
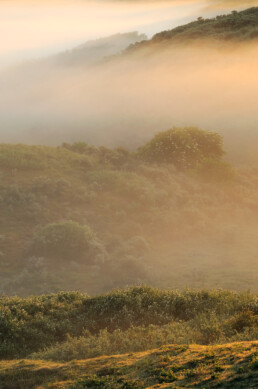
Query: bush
0 184 47 221
138 127 224 169
29 221 96 261
30 324 192 361
31 312 258 362
225 310 258 334
98 147 135 169
61 141 97 156
0 286 257 359
85 169 156 205
194 158 235 183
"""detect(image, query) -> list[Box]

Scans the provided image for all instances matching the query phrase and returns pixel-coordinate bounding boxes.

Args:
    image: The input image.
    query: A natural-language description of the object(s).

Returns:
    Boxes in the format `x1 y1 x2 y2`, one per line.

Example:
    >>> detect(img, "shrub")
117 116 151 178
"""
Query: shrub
31 176 71 198
137 127 224 169
98 147 135 169
31 313 258 362
225 310 258 334
61 141 97 156
0 144 93 171
0 287 257 359
29 221 96 261
0 184 47 221
195 158 235 182
85 169 156 205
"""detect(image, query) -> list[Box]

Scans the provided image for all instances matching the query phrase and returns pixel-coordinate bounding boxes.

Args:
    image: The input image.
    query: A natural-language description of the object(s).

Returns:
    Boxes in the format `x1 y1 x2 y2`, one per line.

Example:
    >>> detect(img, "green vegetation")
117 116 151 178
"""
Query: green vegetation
129 7 258 50
0 126 258 297
0 287 257 359
137 127 224 169
0 130 257 384
29 221 97 262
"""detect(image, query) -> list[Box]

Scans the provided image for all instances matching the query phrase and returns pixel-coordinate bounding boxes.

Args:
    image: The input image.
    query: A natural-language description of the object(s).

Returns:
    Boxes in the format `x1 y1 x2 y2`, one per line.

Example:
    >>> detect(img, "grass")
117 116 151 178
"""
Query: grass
0 342 257 388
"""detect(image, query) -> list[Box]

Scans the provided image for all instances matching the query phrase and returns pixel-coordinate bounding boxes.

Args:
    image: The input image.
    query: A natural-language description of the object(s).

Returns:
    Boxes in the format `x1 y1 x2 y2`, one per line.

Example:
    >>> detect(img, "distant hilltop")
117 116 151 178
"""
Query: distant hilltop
126 7 258 52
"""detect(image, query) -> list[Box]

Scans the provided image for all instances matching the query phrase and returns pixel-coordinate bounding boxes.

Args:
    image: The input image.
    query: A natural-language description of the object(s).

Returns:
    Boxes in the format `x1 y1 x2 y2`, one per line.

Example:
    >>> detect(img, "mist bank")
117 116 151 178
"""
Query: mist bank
1 43 257 164
2 0 257 68
0 7 257 164
0 0 204 67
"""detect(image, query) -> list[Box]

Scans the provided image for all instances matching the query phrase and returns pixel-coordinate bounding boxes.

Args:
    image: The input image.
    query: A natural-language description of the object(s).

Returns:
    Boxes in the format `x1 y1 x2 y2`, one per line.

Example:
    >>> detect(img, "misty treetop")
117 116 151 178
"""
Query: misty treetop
137 127 224 169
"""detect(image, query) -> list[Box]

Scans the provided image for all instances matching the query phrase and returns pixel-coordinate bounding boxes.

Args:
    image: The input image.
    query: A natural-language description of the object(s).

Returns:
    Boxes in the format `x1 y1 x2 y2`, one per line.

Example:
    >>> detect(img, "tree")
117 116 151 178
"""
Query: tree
30 221 96 261
137 127 224 169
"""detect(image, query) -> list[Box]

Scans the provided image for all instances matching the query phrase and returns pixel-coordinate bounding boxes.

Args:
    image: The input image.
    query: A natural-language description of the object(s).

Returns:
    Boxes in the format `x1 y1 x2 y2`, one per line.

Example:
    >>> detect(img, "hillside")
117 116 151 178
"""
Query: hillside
152 7 258 43
0 286 257 387
0 342 257 388
127 7 258 52
1 128 258 296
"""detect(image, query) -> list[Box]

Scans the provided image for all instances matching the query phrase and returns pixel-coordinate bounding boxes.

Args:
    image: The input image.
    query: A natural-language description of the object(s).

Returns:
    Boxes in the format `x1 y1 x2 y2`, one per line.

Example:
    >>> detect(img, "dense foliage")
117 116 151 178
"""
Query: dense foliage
32 311 258 362
0 126 257 297
29 221 97 262
0 287 257 359
137 127 224 168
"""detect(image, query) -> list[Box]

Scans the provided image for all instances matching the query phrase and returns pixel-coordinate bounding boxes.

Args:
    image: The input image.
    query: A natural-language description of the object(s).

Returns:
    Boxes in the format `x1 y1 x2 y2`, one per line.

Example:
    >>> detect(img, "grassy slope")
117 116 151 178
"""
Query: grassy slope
0 342 257 388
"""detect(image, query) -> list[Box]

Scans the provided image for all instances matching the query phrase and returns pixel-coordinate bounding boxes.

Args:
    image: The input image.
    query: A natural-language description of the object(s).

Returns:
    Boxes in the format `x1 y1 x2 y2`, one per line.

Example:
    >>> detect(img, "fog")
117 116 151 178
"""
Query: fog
0 36 258 164
0 1 200 67
1 1 257 166
1 0 257 67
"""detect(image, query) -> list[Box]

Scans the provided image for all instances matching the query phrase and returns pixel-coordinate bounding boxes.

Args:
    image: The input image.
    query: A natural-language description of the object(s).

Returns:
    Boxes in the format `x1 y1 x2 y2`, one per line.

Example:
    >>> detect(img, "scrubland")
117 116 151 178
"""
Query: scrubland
0 128 258 296
0 7 258 388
